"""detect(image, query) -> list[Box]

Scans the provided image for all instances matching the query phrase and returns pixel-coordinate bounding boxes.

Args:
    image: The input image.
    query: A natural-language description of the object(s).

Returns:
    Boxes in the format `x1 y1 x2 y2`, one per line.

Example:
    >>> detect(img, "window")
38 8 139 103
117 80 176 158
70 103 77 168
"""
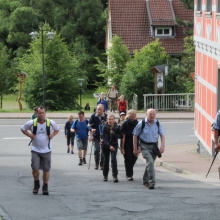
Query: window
206 0 212 12
197 0 202 11
155 27 172 37
217 0 220 13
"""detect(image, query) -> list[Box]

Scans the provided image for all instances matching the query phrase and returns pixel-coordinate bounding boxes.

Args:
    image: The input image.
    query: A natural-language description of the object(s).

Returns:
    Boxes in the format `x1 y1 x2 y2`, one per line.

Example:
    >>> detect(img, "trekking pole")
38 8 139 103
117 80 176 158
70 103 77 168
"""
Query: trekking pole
205 151 218 178
88 142 94 170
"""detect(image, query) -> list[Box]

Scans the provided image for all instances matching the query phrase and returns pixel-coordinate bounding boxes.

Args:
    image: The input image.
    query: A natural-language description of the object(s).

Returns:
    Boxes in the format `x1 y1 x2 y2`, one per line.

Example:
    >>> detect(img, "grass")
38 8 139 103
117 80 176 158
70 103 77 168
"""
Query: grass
0 90 99 113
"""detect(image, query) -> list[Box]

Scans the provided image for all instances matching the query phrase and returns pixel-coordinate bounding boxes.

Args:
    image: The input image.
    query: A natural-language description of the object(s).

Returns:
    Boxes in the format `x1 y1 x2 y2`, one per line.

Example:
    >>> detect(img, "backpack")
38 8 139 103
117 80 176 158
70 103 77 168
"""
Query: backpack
73 119 89 135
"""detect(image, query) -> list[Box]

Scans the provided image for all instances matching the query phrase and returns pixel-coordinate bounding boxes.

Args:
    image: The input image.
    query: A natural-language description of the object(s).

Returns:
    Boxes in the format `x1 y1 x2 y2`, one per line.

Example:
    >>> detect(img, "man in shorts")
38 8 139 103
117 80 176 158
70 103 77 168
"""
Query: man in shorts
21 106 59 195
71 111 89 165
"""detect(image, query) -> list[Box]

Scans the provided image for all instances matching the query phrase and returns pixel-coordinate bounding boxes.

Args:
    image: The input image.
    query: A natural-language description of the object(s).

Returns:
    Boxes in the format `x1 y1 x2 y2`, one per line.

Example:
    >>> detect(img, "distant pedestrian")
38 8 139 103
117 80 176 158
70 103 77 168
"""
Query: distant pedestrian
31 107 38 119
121 109 138 181
88 104 107 170
84 103 90 111
118 112 126 127
102 115 123 182
97 92 108 113
71 111 89 165
133 108 165 189
212 110 220 152
107 86 118 113
118 95 128 116
64 115 75 154
21 106 59 195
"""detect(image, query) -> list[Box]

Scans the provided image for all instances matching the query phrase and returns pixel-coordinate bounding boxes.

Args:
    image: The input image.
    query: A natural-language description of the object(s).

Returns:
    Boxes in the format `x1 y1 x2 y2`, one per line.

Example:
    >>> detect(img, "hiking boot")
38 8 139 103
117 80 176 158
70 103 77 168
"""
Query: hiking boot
71 150 74 154
113 176 118 183
127 177 133 181
103 176 108 181
95 164 99 170
83 157 86 164
143 182 149 187
148 184 155 190
32 180 40 194
42 183 49 195
78 158 83 165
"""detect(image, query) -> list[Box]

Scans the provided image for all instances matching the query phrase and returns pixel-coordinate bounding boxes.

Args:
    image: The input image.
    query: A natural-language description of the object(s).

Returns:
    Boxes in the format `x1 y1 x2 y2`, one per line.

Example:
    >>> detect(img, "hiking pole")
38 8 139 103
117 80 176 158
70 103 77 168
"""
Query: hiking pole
88 142 94 170
205 151 218 178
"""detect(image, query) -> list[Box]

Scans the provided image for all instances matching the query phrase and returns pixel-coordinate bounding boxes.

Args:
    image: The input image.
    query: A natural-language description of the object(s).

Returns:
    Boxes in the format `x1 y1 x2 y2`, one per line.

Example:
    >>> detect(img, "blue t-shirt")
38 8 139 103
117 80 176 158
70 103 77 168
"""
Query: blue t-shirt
71 119 88 139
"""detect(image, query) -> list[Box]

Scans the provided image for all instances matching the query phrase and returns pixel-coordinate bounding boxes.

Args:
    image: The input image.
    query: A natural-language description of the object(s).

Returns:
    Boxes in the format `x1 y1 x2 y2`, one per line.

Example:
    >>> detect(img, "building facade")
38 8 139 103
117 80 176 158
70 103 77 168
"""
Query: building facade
194 0 220 155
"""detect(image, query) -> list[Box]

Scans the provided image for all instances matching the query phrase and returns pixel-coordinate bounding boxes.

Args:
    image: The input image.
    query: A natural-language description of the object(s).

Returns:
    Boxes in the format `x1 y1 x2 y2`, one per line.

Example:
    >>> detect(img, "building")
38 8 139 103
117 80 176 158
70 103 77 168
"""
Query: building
194 0 220 155
106 0 193 55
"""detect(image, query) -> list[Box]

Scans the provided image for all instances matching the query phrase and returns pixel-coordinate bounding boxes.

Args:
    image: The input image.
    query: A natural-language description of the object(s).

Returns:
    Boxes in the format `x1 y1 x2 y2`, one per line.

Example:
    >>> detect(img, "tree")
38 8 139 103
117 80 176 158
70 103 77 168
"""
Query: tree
18 24 83 110
95 35 130 90
121 39 167 109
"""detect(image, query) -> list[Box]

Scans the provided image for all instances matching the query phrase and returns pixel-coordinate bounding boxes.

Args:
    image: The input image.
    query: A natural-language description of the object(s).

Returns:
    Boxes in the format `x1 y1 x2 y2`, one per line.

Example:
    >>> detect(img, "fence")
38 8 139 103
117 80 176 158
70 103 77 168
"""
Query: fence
143 93 195 111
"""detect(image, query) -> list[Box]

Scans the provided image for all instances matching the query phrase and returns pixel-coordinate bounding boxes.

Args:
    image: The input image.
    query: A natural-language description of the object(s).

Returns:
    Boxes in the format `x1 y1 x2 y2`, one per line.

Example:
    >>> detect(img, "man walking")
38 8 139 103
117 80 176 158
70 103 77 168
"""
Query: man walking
88 104 107 170
107 85 118 113
212 109 220 152
71 111 89 165
133 108 165 189
21 106 59 195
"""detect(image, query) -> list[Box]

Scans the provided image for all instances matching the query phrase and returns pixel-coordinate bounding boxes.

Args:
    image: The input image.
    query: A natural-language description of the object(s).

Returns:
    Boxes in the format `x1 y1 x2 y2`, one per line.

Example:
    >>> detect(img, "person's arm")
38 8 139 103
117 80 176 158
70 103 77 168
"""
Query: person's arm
49 130 59 139
102 126 111 149
160 134 165 153
121 133 125 154
133 135 139 156
214 130 220 152
21 129 35 139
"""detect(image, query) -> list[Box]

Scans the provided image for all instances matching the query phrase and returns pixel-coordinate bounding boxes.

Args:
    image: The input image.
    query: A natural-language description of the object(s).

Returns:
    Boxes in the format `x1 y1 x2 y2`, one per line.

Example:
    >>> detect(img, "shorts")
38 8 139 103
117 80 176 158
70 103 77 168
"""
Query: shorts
31 151 51 172
76 138 88 150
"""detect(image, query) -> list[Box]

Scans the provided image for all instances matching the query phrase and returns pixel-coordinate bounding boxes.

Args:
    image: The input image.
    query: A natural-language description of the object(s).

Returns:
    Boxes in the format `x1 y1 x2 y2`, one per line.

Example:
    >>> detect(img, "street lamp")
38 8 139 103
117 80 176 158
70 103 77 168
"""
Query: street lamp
29 29 55 107
77 78 84 109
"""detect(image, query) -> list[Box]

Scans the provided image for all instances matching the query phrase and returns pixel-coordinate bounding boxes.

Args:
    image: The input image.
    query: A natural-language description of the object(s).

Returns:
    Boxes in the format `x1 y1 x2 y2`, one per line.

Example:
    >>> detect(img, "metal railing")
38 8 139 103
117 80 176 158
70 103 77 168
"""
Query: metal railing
143 93 195 111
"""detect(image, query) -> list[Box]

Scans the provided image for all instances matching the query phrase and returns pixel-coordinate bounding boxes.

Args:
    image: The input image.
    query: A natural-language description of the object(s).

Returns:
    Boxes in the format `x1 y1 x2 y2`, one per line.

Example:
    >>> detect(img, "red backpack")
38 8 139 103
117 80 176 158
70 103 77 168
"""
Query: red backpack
119 101 127 111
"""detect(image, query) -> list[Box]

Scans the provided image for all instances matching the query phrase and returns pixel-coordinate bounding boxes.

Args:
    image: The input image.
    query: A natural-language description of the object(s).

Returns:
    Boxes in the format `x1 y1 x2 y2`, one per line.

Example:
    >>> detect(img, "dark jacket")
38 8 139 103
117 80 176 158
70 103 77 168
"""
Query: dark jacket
102 123 123 149
121 119 138 143
88 112 107 139
64 121 74 136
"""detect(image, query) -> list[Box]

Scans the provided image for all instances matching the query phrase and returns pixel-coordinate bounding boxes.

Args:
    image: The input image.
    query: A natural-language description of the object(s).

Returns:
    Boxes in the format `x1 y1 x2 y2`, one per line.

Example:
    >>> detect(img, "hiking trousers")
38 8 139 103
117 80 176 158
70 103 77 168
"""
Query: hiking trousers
140 142 157 184
93 136 104 167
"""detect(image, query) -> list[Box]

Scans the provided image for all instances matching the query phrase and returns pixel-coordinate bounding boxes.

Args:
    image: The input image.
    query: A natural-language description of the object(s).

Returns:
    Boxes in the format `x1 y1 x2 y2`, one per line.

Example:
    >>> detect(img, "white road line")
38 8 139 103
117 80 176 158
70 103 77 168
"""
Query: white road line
3 137 29 140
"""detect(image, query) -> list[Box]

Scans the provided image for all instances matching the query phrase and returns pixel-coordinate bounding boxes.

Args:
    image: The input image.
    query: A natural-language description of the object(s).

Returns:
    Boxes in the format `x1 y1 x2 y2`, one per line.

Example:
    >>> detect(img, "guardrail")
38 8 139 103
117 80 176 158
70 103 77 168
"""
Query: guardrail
143 93 195 111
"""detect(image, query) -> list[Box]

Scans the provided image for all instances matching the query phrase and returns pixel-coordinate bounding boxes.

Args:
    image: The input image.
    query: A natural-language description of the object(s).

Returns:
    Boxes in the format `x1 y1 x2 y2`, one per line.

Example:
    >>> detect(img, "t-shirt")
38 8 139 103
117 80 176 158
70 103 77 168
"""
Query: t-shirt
21 120 59 153
71 120 88 139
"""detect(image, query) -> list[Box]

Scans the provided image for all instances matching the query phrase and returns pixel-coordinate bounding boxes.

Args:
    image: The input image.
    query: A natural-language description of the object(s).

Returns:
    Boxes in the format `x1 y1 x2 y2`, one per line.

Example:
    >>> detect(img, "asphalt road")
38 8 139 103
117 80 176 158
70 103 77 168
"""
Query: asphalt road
1 119 220 220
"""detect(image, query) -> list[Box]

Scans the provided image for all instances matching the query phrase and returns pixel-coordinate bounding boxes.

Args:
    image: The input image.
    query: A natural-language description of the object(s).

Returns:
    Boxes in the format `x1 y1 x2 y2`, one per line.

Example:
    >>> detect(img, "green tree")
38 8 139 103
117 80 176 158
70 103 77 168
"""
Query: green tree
18 24 83 110
121 39 167 109
95 35 130 90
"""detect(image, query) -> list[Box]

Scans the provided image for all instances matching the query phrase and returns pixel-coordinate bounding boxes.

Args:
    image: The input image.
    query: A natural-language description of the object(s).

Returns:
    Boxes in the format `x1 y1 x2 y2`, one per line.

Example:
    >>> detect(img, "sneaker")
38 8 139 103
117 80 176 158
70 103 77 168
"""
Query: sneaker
33 180 40 194
127 177 133 181
71 150 74 154
78 158 83 165
83 157 86 164
113 176 118 183
67 148 70 153
148 184 155 189
42 183 49 195
103 176 108 181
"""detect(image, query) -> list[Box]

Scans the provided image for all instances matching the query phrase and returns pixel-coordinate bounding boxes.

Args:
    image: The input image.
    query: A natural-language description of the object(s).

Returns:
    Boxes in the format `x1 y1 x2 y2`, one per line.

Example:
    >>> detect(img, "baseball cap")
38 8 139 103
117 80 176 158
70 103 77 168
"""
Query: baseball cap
120 112 126 116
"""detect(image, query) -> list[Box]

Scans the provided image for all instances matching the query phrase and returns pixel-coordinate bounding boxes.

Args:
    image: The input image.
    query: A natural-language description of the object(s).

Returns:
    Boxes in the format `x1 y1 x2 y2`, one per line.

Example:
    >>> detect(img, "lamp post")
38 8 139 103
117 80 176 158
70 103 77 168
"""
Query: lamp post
77 78 84 109
29 29 55 107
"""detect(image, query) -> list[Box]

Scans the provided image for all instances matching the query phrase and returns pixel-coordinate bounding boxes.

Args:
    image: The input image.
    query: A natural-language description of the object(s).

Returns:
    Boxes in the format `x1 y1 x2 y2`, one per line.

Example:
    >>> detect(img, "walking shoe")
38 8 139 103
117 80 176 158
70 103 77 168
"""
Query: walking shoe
127 177 133 181
148 184 155 189
67 148 70 153
42 183 49 195
143 182 149 187
100 166 103 170
71 150 74 154
83 157 86 164
32 180 40 194
103 176 108 181
113 176 118 183
78 158 83 165
95 164 99 170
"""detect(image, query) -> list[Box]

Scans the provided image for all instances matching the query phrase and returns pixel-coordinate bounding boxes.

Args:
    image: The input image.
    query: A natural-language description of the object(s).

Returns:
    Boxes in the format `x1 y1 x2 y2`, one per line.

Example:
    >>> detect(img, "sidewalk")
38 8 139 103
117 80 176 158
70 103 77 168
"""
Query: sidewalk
2 111 219 184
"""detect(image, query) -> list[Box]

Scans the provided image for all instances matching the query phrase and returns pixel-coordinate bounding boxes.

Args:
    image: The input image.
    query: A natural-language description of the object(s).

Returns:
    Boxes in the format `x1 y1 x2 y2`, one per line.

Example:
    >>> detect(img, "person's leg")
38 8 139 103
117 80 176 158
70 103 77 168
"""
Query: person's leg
103 148 110 180
111 149 118 182
67 135 70 153
124 144 134 178
76 138 83 165
31 151 41 194
93 137 100 169
41 152 51 195
82 139 88 164
70 133 75 154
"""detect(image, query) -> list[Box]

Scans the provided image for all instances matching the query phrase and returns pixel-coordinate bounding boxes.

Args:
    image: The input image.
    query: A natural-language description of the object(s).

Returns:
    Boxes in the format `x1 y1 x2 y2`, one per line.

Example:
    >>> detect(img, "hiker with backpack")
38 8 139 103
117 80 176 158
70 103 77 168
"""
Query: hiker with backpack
64 115 75 154
133 108 165 190
70 111 89 165
97 92 108 113
212 110 220 152
21 106 59 195
102 114 123 182
118 95 128 116
107 85 119 113
120 109 138 181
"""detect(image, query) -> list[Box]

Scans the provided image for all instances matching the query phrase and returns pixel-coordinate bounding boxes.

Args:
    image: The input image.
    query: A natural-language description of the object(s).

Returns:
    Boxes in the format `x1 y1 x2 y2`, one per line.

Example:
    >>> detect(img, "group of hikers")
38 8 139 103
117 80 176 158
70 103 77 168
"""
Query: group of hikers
21 88 166 195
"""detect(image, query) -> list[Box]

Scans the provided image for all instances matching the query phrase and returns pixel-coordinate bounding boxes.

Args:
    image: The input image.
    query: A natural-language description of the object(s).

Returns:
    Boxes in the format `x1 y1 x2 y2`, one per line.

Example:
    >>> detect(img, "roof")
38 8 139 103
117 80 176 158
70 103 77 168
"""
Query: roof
151 64 168 73
108 0 193 55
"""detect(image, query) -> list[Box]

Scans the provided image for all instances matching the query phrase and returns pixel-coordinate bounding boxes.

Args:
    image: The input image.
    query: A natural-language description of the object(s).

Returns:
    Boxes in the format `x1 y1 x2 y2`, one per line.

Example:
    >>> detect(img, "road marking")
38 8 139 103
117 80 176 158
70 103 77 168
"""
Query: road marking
3 137 29 140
